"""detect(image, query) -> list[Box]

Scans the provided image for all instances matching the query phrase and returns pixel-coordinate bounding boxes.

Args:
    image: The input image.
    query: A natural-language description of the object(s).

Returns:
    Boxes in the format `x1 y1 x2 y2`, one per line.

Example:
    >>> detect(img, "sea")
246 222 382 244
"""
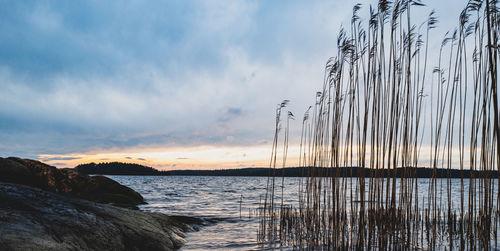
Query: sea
107 175 500 250
109 176 280 250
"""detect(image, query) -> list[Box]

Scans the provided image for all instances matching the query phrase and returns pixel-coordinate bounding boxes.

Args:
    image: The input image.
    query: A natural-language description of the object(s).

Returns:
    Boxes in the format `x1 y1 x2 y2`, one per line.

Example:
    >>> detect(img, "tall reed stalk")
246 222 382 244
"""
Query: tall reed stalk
259 0 499 249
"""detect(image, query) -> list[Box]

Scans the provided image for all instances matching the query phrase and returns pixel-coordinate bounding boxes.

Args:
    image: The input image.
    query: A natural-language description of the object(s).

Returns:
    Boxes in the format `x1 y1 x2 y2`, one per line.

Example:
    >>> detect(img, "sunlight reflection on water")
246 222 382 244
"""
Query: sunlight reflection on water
108 176 277 250
107 175 498 250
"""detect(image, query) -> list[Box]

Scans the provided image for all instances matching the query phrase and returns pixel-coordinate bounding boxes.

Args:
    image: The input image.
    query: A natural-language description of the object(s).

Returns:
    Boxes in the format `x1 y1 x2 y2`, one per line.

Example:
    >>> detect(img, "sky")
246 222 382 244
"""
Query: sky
0 0 464 170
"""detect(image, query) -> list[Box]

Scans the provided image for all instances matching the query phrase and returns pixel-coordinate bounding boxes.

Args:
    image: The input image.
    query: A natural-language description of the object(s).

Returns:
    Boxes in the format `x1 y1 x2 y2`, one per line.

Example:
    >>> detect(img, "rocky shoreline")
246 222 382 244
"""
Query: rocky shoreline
0 157 145 208
0 157 198 250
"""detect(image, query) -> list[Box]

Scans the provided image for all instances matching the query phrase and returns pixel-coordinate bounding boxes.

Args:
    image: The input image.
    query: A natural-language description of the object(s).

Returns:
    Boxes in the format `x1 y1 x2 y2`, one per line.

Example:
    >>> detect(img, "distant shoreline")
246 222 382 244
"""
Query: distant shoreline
75 162 498 178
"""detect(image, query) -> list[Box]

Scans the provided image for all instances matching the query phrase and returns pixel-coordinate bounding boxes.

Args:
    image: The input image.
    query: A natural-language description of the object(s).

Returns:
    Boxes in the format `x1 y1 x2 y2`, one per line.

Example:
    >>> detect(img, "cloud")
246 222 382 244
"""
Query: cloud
0 0 464 159
49 162 69 167
218 107 244 122
0 0 344 158
41 156 82 161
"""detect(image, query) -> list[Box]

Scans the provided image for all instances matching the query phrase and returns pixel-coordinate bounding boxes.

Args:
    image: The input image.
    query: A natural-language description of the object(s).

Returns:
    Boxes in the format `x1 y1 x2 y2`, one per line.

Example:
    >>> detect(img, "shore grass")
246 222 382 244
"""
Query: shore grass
259 0 500 249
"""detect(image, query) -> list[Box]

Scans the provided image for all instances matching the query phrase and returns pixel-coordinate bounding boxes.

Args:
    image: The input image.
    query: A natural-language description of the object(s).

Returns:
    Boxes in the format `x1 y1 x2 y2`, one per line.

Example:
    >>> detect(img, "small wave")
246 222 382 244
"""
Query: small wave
222 241 258 248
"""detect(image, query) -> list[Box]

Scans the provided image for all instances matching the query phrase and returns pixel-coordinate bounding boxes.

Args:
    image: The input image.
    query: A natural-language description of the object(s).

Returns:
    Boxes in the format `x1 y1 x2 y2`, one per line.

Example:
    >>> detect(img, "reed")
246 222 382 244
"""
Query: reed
258 0 500 249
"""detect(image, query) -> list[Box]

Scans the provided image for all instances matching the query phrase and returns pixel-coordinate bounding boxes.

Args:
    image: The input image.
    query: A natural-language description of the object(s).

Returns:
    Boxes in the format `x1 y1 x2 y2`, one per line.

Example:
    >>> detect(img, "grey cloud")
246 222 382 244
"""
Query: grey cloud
49 162 69 167
42 156 82 161
218 107 245 122
0 0 463 159
0 0 335 157
227 108 242 116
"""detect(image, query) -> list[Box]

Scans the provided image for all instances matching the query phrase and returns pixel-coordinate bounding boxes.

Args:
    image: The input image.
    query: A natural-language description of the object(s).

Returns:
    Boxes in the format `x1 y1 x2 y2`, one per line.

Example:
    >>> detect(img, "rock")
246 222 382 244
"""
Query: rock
0 157 144 208
0 182 194 251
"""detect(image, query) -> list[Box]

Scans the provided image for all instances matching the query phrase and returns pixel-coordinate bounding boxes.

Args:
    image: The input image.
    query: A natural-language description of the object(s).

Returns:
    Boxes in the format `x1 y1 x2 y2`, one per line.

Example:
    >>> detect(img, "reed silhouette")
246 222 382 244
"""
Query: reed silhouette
259 0 500 249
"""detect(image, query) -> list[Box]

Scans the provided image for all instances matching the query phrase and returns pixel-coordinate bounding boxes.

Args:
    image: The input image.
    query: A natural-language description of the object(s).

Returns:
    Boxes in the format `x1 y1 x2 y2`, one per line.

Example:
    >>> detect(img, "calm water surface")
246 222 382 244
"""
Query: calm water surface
108 176 499 250
109 176 289 250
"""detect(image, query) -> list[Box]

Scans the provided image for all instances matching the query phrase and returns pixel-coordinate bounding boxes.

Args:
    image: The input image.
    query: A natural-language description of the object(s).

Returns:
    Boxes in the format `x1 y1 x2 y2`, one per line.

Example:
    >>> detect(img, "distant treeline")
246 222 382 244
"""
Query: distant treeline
75 162 160 175
75 162 498 178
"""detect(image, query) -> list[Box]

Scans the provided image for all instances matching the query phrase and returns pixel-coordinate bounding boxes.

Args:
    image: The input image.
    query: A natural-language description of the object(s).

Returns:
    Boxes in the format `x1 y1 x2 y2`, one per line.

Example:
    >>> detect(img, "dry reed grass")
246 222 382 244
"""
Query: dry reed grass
259 0 500 249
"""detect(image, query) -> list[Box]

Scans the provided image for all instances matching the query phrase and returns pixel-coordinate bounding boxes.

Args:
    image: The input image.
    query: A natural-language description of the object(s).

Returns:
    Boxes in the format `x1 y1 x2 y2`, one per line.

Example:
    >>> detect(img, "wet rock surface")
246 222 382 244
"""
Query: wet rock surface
0 182 191 251
0 157 144 208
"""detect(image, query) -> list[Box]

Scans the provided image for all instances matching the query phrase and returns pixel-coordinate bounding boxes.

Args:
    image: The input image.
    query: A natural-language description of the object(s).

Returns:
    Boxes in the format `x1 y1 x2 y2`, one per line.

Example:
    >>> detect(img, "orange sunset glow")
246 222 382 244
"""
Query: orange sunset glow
39 145 301 170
